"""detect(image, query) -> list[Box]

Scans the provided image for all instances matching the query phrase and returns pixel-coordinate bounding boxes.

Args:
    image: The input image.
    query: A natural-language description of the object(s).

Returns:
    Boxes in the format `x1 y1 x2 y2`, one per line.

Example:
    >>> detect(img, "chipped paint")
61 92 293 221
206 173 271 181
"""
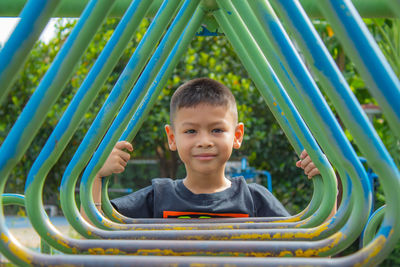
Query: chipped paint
278 250 293 257
354 236 386 267
9 242 33 264
289 232 344 257
88 247 127 255
270 216 301 223
230 233 271 240
134 248 274 257
1 233 33 264
111 212 124 223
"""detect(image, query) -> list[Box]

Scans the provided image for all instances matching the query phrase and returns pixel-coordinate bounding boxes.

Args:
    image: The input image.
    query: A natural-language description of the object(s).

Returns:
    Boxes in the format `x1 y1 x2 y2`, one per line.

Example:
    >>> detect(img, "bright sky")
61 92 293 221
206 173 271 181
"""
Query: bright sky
0 17 58 45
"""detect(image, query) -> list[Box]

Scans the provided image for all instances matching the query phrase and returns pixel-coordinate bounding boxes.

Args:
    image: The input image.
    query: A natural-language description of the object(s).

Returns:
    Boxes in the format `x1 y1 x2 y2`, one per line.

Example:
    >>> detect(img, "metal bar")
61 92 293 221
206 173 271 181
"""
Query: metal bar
212 1 353 248
78 0 201 232
317 0 400 139
0 0 395 18
270 0 400 263
0 0 61 105
229 0 337 228
300 0 394 18
362 205 385 247
0 0 115 186
59 0 183 237
384 0 400 18
23 0 154 244
24 0 183 252
0 0 117 262
1 193 25 206
228 0 371 256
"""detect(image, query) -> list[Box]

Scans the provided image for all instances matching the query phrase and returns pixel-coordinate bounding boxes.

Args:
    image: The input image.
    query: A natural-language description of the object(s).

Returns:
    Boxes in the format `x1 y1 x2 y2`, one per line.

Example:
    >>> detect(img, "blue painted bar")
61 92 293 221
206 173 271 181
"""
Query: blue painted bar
23 0 153 244
318 0 400 139
60 0 182 236
249 0 372 255
272 0 400 226
26 0 152 191
0 0 115 189
226 0 337 227
80 0 201 229
59 0 198 233
271 0 399 181
0 0 61 105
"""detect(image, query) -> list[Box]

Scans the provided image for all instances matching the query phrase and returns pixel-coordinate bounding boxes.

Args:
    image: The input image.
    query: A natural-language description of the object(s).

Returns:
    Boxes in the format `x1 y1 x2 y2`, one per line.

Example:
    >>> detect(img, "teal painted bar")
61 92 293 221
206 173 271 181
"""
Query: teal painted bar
242 0 370 255
0 0 61 105
317 0 400 139
229 0 337 227
362 206 385 247
60 0 182 235
24 0 154 250
213 5 326 226
0 0 395 18
0 1 116 263
80 0 202 231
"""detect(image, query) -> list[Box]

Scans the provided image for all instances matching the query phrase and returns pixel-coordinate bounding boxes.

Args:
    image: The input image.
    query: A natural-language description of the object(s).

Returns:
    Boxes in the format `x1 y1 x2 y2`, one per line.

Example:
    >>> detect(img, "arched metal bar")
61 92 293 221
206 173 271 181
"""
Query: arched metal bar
0 0 396 18
317 0 400 139
227 0 337 228
24 0 167 245
0 0 61 105
0 0 116 189
362 205 385 247
216 1 368 258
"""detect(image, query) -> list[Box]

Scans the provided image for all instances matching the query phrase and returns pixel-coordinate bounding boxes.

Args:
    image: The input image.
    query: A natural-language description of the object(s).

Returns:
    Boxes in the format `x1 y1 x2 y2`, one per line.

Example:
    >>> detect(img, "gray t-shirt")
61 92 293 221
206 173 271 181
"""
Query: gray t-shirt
111 176 290 218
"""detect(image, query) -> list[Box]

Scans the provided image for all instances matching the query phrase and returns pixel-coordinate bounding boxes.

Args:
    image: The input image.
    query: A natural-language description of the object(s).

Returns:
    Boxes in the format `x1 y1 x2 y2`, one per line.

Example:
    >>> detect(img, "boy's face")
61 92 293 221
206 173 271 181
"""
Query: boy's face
165 103 244 177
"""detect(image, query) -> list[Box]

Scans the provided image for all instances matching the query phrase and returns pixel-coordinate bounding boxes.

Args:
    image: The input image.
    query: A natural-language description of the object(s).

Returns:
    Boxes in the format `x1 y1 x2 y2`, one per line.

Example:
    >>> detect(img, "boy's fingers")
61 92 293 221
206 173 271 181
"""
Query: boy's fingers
300 149 308 159
308 168 320 179
304 162 316 175
300 156 312 169
114 165 125 173
296 160 302 168
119 158 127 167
115 141 133 151
119 150 131 162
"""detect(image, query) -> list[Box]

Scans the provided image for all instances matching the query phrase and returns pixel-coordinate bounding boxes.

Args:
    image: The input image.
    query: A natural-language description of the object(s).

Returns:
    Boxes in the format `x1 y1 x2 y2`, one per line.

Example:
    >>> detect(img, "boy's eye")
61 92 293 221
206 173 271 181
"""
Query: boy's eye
212 128 224 133
184 129 196 134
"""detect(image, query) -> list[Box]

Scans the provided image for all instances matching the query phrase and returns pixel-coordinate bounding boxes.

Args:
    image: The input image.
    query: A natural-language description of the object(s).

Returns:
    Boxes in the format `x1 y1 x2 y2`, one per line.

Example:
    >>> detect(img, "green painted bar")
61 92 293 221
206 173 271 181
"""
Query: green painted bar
0 0 394 18
213 5 328 229
59 0 183 240
216 0 354 256
2 194 52 254
300 0 393 18
229 0 337 227
20 0 118 253
246 0 371 256
362 206 385 247
385 0 400 18
80 0 202 231
0 0 61 105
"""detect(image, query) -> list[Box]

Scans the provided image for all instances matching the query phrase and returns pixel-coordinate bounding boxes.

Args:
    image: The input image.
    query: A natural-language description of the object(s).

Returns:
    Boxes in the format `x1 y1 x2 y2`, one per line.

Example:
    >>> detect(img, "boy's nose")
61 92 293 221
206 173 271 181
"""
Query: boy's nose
197 135 213 148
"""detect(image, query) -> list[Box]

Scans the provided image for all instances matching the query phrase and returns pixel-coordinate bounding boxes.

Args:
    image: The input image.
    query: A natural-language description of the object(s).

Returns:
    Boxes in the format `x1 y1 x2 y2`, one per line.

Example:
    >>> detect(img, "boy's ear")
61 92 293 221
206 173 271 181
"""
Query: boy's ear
165 125 177 151
233 123 244 149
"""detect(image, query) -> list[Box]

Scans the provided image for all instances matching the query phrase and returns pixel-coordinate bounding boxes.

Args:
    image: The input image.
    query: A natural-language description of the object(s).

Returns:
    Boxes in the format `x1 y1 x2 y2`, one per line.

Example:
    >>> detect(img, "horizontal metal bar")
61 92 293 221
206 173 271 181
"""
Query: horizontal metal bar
0 0 395 18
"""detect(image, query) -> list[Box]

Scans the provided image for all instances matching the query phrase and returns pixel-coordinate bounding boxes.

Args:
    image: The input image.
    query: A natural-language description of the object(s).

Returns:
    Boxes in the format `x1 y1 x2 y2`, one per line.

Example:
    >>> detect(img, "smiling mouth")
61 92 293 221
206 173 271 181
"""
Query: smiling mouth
194 154 217 160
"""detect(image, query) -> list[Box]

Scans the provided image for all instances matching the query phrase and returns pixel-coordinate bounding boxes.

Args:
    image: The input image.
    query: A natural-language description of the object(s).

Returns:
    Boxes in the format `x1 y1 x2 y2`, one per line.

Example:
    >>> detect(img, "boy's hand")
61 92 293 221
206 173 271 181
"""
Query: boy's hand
97 141 133 177
296 150 320 179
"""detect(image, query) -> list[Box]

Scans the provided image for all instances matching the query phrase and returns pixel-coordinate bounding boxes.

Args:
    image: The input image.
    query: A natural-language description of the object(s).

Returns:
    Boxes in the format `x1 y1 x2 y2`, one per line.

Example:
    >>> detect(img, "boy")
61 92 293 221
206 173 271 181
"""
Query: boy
90 78 320 219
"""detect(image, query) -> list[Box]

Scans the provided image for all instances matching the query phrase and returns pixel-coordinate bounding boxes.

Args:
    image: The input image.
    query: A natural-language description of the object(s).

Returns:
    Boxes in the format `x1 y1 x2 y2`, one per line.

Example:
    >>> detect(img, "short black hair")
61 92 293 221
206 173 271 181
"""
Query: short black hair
170 78 237 125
